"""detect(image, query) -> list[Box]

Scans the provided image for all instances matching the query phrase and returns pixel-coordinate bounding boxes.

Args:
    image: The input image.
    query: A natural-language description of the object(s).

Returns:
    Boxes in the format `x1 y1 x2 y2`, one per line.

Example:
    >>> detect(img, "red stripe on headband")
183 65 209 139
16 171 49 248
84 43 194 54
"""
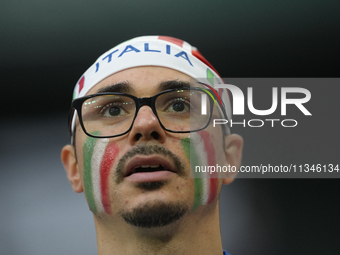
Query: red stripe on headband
78 76 85 93
191 49 220 76
158 36 184 47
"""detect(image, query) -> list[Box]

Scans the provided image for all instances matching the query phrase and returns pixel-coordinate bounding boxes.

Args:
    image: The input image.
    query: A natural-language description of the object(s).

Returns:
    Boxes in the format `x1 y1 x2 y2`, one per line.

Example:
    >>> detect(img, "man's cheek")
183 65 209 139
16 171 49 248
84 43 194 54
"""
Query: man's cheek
82 132 119 215
180 130 218 212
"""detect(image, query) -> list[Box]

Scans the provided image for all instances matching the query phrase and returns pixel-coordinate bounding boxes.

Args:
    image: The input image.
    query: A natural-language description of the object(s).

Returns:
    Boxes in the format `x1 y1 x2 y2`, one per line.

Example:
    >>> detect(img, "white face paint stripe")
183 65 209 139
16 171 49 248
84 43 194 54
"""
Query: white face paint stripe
91 138 109 213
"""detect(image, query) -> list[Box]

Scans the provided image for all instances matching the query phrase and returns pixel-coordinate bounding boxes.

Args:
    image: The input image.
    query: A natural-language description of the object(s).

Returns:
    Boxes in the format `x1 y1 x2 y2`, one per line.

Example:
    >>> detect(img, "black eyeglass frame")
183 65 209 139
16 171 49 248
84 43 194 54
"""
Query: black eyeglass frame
68 87 225 139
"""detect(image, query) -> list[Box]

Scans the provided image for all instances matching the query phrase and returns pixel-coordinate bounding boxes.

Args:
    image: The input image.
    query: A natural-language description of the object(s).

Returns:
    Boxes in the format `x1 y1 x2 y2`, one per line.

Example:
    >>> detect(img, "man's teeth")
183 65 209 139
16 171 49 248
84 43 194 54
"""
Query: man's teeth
140 165 161 168
130 164 168 174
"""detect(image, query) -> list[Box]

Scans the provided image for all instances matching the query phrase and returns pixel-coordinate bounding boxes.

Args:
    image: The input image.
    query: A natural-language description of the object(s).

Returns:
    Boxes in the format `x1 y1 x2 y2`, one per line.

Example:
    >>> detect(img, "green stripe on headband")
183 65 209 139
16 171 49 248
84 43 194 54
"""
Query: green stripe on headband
207 68 215 86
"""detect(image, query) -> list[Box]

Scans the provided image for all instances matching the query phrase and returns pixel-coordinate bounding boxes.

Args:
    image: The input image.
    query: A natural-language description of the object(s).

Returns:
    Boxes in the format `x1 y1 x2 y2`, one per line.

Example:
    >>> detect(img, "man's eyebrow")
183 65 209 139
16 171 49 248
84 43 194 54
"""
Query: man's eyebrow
158 80 191 91
96 81 135 94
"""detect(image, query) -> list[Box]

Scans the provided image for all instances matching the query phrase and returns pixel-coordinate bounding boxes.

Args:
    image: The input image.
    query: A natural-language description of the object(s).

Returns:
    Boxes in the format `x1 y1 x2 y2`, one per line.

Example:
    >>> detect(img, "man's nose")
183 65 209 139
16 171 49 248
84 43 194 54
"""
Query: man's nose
128 105 166 144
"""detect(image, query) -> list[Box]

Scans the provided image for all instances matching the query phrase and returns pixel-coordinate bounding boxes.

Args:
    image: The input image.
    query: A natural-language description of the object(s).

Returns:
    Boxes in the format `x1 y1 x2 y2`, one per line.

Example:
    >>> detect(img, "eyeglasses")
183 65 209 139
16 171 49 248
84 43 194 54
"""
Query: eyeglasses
69 87 220 139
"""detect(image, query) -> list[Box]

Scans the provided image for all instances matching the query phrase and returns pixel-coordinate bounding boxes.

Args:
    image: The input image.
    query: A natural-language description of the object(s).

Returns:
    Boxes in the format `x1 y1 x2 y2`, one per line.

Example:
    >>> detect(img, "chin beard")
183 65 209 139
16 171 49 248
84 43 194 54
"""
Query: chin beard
121 201 189 228
135 181 167 191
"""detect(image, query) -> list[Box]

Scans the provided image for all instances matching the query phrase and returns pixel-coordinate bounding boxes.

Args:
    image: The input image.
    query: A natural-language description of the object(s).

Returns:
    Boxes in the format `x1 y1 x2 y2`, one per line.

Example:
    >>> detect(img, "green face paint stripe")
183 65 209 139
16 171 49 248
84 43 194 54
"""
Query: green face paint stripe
181 138 190 159
83 131 101 214
192 176 203 212
181 138 202 212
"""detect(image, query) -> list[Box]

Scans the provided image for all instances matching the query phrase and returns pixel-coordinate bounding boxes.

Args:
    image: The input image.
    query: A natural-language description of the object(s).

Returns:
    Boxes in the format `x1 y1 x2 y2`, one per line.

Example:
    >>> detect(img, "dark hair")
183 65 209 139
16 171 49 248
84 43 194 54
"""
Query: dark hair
71 127 78 162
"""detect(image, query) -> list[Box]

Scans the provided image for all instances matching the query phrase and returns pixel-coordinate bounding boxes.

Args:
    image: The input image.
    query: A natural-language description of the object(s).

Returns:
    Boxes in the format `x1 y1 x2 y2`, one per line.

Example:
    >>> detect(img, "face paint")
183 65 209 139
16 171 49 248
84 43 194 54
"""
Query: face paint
181 137 202 212
198 131 218 204
83 132 101 214
180 130 218 212
99 143 119 214
83 132 119 215
91 137 109 214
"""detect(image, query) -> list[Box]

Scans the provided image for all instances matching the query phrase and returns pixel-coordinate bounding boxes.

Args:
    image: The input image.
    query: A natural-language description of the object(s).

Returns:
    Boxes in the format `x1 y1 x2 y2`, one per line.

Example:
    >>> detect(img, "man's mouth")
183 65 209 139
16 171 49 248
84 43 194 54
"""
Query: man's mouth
127 164 169 176
124 156 177 182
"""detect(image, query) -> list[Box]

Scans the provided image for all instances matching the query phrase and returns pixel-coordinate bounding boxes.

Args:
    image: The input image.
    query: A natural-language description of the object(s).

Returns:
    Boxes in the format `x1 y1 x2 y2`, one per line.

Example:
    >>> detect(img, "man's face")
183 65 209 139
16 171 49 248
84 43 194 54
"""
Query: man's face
73 66 228 227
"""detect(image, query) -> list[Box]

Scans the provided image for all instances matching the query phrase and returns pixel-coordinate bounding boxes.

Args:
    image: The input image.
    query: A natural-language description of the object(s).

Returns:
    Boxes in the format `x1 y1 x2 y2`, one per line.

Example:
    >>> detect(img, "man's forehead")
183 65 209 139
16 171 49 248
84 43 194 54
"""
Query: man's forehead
86 66 194 96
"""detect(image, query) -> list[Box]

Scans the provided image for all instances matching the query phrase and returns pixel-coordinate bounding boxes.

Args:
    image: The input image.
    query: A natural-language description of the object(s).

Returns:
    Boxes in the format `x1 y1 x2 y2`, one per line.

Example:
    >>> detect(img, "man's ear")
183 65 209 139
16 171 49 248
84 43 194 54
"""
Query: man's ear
222 134 243 185
61 145 83 193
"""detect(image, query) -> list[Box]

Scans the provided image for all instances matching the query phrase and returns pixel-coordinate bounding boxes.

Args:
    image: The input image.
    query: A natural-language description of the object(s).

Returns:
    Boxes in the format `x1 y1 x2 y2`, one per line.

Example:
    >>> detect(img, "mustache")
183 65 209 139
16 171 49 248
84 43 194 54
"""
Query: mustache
115 145 186 183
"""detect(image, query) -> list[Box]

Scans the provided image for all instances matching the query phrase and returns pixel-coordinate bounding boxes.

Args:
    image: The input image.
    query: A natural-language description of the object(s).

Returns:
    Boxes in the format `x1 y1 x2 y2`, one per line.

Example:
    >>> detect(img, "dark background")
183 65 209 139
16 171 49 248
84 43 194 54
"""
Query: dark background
1 1 339 254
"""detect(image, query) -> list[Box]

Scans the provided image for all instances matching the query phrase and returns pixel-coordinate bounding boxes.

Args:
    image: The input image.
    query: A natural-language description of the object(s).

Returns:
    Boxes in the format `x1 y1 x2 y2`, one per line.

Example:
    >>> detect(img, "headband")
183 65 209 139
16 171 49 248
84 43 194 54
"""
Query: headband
71 36 231 132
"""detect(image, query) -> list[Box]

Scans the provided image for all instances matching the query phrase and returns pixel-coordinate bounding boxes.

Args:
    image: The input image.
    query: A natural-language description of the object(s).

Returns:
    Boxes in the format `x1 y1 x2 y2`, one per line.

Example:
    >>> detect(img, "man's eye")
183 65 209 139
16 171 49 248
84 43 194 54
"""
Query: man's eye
172 102 185 112
107 106 121 116
101 103 127 117
166 100 190 113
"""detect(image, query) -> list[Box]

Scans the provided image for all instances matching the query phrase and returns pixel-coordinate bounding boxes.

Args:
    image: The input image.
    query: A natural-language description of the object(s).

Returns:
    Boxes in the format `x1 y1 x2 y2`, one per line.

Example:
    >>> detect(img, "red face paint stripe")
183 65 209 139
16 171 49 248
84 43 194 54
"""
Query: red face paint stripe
158 36 184 47
198 130 218 204
99 143 119 215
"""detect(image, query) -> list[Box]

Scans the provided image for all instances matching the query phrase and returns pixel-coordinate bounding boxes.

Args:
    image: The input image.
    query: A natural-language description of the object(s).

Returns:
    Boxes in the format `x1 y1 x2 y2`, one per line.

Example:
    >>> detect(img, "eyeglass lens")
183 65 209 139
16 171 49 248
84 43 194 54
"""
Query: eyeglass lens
80 90 211 137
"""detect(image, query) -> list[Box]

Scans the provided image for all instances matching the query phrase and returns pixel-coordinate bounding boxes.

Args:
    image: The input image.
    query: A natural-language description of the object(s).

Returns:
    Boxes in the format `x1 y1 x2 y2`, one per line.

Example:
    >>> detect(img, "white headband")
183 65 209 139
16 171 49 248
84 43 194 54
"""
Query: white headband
71 36 231 132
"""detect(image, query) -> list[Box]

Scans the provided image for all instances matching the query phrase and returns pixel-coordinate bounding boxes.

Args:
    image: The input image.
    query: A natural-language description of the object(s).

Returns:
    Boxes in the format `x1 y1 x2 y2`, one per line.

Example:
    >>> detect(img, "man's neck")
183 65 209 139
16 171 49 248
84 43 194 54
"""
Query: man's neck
94 205 224 255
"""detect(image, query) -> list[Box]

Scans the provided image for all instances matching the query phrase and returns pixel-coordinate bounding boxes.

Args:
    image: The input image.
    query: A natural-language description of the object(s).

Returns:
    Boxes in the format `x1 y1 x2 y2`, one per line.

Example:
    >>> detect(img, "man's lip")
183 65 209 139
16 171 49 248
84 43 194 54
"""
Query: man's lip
124 155 177 177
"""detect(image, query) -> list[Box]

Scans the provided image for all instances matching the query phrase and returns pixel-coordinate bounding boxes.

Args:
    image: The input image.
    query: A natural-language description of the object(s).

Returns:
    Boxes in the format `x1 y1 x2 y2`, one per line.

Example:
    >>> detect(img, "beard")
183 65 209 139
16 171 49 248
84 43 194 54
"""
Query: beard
121 201 189 228
116 145 189 228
